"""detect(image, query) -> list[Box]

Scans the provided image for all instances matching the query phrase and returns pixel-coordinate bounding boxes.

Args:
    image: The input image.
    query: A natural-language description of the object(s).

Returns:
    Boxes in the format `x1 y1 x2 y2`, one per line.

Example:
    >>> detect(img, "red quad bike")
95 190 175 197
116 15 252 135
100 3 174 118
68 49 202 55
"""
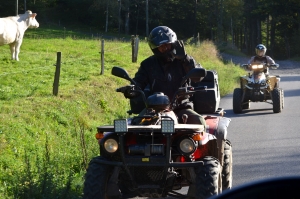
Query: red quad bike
83 66 232 199
233 62 284 114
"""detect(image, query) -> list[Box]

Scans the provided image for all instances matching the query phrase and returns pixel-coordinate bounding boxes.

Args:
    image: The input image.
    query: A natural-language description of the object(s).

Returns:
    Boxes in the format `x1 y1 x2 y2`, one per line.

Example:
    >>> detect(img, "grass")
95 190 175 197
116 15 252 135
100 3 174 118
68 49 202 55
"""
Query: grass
0 26 245 198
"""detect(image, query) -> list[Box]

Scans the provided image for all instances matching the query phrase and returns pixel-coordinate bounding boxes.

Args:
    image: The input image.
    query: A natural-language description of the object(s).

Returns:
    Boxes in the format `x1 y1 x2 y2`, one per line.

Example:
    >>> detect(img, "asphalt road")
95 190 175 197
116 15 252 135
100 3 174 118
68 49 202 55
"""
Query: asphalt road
220 73 300 187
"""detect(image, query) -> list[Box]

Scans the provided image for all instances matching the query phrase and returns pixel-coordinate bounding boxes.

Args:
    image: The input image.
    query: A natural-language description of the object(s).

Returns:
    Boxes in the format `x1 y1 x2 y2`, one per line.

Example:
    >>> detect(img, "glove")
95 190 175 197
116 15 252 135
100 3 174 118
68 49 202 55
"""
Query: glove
173 40 187 60
124 85 140 99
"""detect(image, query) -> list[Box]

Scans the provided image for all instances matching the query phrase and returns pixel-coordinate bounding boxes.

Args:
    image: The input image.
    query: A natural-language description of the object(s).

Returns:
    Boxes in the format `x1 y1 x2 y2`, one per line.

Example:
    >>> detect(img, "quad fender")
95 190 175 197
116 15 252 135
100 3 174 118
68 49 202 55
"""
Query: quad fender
240 76 248 89
216 117 231 141
268 76 280 91
216 117 231 165
205 116 231 165
205 116 230 140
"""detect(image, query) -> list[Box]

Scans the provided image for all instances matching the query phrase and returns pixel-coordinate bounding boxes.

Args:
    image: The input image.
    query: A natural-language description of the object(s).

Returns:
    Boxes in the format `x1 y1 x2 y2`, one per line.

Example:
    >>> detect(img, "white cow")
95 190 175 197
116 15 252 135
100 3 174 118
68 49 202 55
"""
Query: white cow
0 10 39 61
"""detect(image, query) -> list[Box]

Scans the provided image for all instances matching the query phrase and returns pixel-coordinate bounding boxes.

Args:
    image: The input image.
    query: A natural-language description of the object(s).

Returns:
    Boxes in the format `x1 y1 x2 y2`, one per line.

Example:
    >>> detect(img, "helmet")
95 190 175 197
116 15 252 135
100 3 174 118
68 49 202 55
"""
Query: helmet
146 92 170 112
148 26 177 61
255 44 267 57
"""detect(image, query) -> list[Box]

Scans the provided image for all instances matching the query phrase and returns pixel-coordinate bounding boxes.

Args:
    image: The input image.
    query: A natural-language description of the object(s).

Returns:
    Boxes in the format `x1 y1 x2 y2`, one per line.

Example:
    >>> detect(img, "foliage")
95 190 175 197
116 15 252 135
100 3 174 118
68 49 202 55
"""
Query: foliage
0 27 244 198
1 1 300 59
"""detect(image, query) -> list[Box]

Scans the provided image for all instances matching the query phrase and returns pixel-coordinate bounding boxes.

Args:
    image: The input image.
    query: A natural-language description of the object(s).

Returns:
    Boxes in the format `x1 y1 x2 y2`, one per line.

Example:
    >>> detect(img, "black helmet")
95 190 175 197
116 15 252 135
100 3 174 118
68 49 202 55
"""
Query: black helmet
148 26 177 61
255 44 267 57
146 92 170 112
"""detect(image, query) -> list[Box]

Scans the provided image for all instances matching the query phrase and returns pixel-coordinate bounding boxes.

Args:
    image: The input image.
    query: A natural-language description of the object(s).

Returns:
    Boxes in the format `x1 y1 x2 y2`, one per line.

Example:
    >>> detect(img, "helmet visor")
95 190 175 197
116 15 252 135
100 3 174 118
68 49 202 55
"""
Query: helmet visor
157 43 172 53
256 49 265 57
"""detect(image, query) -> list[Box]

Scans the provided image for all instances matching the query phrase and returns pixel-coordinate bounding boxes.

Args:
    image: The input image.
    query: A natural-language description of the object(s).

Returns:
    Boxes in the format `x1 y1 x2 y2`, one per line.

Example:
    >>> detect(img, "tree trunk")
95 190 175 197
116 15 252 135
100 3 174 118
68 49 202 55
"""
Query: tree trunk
118 0 121 34
16 0 18 15
216 0 224 42
125 7 130 34
270 16 276 57
266 15 270 49
231 17 234 45
135 4 139 35
105 0 108 32
284 33 290 58
146 0 149 36
194 0 198 38
257 18 261 43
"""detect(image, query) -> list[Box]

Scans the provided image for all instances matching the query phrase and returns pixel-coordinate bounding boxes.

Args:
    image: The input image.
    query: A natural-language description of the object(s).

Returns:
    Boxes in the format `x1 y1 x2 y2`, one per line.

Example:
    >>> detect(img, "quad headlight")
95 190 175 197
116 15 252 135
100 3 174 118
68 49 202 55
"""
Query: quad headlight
104 138 118 153
178 137 197 155
251 64 263 69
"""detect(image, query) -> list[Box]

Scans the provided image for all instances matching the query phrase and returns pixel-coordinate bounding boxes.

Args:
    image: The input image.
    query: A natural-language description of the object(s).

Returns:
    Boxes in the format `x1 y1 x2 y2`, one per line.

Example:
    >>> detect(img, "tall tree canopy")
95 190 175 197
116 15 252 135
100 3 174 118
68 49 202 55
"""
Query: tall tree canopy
1 0 300 59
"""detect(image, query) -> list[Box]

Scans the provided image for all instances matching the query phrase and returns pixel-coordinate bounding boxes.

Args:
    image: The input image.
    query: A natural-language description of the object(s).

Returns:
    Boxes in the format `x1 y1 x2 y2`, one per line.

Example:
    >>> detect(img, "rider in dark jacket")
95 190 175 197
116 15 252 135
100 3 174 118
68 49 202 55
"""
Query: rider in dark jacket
131 26 206 125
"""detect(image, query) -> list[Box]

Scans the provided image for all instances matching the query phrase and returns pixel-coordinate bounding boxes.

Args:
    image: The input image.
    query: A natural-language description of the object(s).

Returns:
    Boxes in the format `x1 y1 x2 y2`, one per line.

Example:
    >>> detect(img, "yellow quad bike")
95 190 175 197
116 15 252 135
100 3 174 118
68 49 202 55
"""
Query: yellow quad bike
233 63 284 113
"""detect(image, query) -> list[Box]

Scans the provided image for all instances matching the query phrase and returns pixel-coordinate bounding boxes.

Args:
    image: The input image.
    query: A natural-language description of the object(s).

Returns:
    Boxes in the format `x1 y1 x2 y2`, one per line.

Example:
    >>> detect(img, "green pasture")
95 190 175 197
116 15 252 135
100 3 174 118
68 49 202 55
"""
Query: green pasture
0 26 245 199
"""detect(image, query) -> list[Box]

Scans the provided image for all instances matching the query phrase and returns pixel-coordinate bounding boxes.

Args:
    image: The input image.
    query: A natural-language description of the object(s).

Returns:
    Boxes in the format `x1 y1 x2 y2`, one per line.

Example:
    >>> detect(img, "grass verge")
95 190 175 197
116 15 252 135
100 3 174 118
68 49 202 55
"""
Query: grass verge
0 27 245 198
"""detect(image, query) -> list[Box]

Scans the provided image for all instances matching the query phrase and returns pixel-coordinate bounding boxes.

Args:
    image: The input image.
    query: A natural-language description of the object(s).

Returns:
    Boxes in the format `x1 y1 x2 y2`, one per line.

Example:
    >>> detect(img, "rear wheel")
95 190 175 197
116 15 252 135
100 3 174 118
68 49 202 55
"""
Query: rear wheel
83 156 119 199
272 88 282 113
233 88 243 113
222 140 232 190
195 156 221 199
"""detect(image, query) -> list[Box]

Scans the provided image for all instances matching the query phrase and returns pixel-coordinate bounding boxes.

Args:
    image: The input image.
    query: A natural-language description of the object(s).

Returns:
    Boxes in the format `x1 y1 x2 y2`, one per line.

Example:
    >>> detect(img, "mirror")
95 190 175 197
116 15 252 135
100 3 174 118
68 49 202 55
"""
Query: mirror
241 64 249 70
111 66 137 85
112 66 131 80
180 68 207 85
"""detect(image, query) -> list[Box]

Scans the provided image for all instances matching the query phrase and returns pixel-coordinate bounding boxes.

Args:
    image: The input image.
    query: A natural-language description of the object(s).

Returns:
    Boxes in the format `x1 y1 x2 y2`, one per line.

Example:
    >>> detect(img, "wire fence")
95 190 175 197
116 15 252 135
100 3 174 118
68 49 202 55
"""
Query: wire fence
0 65 54 77
0 36 140 96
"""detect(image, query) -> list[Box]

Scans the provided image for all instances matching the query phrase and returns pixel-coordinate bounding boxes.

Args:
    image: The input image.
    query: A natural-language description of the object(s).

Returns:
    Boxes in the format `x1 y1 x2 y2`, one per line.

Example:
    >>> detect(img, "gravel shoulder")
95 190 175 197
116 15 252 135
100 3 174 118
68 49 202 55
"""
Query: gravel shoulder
220 53 300 75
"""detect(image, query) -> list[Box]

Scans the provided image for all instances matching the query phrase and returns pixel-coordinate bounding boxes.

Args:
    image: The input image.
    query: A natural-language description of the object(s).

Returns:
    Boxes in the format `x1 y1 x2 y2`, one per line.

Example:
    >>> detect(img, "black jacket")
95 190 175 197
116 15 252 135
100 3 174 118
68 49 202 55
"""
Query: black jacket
133 55 202 103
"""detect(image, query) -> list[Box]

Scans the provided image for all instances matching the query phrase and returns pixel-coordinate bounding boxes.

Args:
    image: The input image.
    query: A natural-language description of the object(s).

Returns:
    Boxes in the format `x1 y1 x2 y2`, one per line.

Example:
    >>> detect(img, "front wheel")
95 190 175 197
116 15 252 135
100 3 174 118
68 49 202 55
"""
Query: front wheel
222 140 233 190
272 88 282 113
83 156 118 199
233 88 243 113
195 156 221 199
281 89 284 109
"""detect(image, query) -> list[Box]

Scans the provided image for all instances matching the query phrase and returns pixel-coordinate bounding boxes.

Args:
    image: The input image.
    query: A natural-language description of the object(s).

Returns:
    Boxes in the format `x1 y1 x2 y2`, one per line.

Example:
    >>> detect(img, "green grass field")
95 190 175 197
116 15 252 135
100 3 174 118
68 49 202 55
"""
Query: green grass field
0 26 245 198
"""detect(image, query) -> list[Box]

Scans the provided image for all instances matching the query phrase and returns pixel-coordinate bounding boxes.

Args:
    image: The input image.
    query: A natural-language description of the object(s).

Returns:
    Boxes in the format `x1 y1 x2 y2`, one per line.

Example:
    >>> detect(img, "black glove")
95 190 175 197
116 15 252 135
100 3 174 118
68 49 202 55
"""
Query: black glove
123 85 140 99
173 40 187 60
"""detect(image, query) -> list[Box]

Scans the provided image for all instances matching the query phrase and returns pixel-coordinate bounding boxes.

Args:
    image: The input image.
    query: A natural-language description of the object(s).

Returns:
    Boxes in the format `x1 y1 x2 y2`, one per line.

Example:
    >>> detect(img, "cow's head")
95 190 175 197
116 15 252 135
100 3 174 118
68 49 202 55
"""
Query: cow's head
28 13 39 28
24 10 39 28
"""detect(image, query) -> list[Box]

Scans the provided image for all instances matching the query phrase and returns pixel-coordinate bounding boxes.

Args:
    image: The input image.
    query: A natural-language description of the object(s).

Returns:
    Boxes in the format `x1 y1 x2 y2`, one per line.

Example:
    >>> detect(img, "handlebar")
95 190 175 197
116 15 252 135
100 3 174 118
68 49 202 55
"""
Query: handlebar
116 86 130 93
193 86 207 91
177 86 207 93
242 63 279 70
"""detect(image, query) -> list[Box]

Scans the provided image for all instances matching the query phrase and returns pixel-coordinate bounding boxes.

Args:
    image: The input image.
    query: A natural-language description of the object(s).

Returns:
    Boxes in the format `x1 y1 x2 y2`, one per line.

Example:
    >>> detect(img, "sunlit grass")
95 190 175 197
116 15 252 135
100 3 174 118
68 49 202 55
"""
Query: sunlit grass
0 27 245 198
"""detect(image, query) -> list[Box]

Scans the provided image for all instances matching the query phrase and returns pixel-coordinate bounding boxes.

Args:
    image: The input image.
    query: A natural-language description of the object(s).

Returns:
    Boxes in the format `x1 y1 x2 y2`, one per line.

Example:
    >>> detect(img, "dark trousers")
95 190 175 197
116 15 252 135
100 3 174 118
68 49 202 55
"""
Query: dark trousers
138 108 206 126
175 108 206 126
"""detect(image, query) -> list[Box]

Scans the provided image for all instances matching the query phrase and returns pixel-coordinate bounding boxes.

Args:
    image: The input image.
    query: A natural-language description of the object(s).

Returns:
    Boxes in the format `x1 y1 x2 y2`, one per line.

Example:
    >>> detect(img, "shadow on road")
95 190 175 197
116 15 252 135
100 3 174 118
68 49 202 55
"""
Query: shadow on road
280 75 300 82
224 109 276 119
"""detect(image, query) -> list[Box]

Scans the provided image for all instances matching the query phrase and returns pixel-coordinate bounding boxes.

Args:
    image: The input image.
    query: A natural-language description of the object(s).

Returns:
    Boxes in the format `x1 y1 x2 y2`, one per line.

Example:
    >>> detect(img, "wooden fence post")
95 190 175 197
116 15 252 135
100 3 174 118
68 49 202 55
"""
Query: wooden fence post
100 39 104 75
133 36 139 63
197 32 200 46
131 35 135 63
53 52 61 96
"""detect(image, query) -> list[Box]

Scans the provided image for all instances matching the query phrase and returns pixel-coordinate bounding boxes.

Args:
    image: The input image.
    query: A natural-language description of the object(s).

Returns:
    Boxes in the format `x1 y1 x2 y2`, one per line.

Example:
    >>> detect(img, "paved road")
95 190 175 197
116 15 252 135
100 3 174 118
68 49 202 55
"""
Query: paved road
220 74 300 187
219 53 300 186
